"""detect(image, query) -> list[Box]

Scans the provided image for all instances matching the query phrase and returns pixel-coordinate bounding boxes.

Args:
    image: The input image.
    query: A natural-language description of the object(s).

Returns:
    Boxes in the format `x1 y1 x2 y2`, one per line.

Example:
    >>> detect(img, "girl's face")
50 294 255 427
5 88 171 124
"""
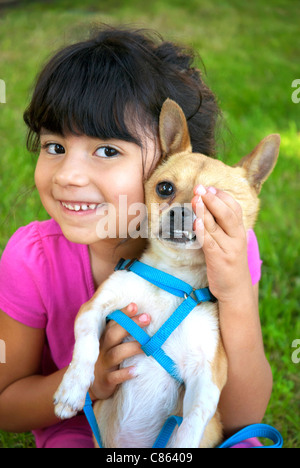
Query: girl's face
35 131 160 245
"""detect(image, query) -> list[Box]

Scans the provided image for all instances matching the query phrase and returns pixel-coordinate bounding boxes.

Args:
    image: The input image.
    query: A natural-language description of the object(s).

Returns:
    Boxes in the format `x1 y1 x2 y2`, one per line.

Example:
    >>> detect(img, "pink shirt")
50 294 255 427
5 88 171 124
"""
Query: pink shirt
0 219 262 448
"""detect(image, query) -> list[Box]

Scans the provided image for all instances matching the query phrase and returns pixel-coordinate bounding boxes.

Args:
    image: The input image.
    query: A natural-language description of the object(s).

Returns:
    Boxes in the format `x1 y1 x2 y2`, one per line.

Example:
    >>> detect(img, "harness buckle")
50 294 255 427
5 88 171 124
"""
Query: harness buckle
114 258 138 272
184 288 217 304
114 258 126 271
184 289 201 304
124 258 138 271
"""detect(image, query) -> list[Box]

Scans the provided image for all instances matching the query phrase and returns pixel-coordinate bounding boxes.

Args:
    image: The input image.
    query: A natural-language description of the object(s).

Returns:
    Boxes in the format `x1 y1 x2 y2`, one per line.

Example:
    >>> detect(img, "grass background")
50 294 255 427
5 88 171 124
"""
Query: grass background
0 0 299 448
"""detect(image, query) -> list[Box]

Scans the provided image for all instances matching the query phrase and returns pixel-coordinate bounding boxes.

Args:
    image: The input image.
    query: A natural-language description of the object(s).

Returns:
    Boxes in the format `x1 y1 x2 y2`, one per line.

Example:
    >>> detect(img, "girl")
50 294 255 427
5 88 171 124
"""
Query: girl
0 26 272 448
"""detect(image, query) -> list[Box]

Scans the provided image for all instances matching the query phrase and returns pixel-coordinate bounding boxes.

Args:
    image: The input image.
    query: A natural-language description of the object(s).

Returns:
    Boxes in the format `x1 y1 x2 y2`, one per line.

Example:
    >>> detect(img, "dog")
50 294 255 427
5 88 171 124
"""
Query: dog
54 99 280 448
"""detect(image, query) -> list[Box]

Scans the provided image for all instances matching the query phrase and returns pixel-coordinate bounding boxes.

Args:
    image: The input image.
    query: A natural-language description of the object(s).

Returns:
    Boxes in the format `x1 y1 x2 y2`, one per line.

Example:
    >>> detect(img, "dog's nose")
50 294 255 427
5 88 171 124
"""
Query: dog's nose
169 207 188 229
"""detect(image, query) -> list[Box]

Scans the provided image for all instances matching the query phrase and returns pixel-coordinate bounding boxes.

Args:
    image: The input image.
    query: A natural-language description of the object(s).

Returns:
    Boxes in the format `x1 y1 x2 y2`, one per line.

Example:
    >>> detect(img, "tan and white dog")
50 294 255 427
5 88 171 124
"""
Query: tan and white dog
54 99 280 448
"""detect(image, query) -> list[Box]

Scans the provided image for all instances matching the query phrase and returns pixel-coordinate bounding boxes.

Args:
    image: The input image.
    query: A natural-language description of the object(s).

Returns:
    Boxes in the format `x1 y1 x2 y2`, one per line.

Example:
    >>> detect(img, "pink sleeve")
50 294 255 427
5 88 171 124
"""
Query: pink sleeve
0 223 48 328
247 229 263 285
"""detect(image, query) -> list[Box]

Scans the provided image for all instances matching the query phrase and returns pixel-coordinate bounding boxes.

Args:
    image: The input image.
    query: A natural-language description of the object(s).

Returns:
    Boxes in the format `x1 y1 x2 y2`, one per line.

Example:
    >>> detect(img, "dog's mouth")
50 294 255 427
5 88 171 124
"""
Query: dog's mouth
159 229 197 244
158 206 197 245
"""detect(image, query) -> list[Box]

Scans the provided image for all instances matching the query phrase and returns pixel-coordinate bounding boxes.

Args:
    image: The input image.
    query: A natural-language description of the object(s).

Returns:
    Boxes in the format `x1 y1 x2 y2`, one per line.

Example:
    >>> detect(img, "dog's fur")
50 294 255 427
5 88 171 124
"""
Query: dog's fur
54 99 280 448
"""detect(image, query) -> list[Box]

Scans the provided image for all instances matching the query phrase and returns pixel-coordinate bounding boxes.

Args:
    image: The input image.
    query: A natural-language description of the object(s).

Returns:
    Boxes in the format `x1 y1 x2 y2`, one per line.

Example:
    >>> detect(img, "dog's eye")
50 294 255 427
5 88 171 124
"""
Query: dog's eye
156 181 175 198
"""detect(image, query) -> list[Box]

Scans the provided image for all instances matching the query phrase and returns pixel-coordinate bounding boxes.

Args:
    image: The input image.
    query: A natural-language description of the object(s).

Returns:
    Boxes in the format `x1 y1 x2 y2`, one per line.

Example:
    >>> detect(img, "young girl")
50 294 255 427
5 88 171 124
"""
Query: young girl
0 26 272 448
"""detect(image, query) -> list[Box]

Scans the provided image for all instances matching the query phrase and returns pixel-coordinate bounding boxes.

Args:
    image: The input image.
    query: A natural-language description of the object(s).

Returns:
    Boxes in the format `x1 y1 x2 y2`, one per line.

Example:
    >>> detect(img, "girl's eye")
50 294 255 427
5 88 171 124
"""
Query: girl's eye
95 146 119 158
43 143 65 155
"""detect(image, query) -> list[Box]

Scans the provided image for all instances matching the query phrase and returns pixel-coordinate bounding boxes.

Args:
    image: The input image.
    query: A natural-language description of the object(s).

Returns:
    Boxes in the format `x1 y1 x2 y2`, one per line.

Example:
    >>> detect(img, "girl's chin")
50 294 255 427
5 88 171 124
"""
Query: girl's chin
59 224 122 246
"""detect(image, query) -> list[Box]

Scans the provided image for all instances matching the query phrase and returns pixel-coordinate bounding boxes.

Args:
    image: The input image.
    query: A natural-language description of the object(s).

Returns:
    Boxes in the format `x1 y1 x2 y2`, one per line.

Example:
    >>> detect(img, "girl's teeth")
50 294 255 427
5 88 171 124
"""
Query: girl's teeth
62 202 98 212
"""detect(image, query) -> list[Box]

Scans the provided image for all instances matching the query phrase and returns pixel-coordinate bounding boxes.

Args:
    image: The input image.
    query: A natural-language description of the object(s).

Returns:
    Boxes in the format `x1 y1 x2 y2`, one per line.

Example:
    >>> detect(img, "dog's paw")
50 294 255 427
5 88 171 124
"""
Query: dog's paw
53 366 94 419
53 400 79 420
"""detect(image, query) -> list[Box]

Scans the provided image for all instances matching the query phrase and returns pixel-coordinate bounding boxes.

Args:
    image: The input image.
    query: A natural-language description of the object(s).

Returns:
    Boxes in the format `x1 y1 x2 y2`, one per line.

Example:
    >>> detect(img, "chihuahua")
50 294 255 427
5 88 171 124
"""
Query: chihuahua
54 99 280 448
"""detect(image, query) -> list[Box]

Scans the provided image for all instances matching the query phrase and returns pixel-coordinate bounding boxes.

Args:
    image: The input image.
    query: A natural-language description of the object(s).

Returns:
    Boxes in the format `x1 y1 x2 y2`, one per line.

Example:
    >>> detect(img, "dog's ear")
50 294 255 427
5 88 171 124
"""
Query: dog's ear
235 134 280 193
159 99 192 158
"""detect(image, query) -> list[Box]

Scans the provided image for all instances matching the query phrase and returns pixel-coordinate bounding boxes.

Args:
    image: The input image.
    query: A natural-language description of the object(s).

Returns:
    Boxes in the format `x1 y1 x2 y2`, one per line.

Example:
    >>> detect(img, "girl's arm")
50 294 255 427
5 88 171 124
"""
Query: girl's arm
0 306 150 432
192 187 273 436
218 282 273 435
0 310 66 432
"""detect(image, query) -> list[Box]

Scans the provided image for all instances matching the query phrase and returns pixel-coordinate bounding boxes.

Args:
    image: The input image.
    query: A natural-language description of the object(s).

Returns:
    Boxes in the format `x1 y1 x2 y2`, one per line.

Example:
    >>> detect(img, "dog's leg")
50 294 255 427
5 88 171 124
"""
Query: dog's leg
53 283 127 419
173 363 221 448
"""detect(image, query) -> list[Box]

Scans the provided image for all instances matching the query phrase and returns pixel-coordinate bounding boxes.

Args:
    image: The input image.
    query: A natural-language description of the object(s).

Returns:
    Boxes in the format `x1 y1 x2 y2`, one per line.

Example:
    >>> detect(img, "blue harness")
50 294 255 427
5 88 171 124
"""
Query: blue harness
83 258 283 448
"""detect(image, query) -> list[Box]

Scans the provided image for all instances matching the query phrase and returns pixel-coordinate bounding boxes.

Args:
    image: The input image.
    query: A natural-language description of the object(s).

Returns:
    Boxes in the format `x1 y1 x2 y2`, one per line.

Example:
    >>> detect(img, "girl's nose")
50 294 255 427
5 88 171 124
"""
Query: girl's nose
53 154 90 188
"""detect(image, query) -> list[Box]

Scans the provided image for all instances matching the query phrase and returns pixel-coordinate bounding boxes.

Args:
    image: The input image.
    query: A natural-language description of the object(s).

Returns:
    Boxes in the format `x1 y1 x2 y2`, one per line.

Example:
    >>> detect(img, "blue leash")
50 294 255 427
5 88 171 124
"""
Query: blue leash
217 424 283 448
83 393 103 448
83 258 283 448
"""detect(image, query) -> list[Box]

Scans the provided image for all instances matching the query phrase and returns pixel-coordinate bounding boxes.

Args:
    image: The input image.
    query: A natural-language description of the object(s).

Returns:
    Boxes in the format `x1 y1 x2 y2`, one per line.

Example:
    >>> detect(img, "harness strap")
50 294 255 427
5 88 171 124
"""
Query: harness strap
107 310 182 383
107 291 210 383
141 294 198 359
115 258 216 303
109 258 216 383
152 416 183 448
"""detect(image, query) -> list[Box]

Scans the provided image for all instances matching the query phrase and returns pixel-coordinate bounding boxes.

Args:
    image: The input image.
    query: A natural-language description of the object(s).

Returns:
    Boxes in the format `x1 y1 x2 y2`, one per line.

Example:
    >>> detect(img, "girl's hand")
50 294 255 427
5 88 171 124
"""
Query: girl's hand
192 185 252 304
90 303 150 401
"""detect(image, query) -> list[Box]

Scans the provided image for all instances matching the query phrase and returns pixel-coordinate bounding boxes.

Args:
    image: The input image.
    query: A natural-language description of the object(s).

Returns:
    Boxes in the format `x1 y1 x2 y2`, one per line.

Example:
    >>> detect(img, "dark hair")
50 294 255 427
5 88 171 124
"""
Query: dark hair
24 25 220 160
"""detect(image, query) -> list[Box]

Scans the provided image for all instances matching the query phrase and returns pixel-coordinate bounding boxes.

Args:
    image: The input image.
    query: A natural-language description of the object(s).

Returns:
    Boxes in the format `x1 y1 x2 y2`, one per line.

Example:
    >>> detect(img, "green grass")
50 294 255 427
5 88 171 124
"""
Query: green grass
0 0 299 448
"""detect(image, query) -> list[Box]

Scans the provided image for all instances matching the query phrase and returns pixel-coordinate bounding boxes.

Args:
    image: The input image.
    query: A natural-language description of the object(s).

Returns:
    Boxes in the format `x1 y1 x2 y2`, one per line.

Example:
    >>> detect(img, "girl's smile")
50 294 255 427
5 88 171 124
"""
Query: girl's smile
59 201 107 217
60 201 103 212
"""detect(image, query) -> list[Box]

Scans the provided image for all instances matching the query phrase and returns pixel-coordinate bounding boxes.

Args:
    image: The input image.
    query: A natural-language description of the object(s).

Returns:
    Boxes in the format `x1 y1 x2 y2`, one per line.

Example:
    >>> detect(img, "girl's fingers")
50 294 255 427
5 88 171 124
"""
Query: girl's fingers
202 189 238 237
202 202 222 237
194 186 244 238
104 341 144 369
102 303 150 350
105 366 137 387
193 195 225 250
194 208 224 253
